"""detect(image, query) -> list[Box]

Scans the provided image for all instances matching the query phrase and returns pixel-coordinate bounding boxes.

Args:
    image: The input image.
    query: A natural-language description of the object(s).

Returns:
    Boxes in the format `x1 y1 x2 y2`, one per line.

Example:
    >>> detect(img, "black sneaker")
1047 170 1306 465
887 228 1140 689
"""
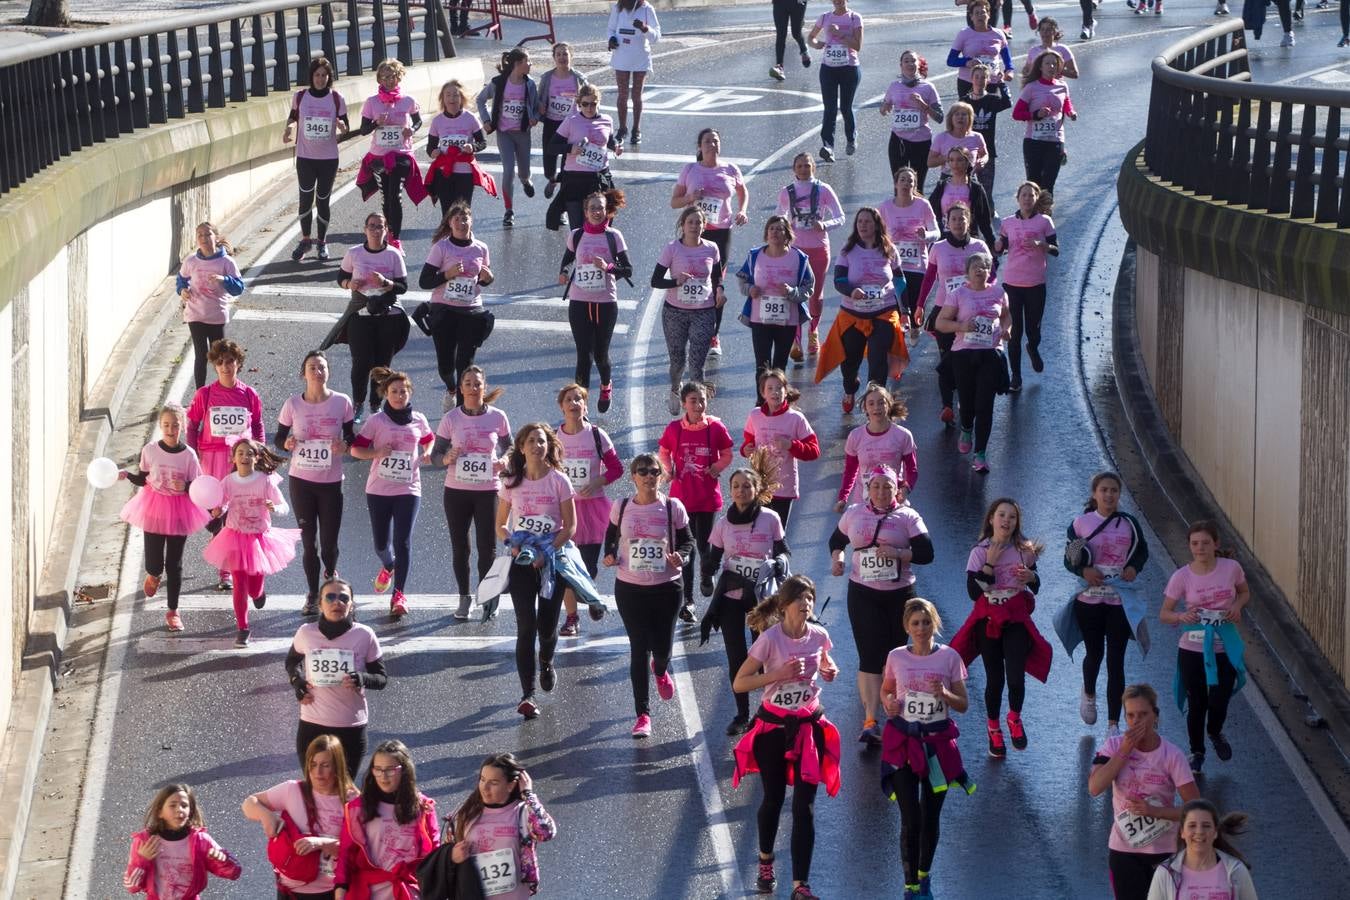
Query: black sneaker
678 602 695 623
1009 375 1023 392
846 139 857 156
503 209 515 228
700 574 716 597
1210 732 1233 761
756 859 776 894
726 715 751 736
316 241 331 262
615 127 628 144
540 662 556 692
252 593 267 610
518 698 541 719
630 129 641 145
301 594 319 617
521 179 535 198
291 238 311 262
1189 751 1205 774
234 628 250 648
819 146 835 162
587 602 606 622
1028 346 1044 372
544 179 557 199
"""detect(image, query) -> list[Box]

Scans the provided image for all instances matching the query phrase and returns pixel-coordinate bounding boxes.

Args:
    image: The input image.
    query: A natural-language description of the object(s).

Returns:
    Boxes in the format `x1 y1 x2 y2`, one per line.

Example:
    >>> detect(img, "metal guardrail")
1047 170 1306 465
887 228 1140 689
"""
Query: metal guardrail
0 0 457 195
449 0 556 47
1145 18 1350 227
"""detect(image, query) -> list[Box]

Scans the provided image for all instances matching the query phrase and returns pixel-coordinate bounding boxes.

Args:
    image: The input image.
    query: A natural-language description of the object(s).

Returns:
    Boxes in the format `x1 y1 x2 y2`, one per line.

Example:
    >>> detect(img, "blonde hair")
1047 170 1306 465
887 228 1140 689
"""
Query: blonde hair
438 79 469 113
376 58 406 82
903 597 944 637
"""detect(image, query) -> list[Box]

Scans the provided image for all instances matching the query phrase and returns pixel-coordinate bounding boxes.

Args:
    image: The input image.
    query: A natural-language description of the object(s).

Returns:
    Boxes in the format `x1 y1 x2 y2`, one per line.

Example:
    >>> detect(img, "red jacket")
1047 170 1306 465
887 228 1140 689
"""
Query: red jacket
124 828 241 899
336 794 439 900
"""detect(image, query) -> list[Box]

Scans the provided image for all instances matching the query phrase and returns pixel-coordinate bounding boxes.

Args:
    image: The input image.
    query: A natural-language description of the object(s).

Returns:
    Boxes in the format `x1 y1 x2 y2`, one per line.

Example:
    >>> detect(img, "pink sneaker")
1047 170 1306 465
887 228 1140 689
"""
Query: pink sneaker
958 431 973 454
653 660 676 701
390 590 408 618
632 713 652 738
165 610 184 632
373 567 393 593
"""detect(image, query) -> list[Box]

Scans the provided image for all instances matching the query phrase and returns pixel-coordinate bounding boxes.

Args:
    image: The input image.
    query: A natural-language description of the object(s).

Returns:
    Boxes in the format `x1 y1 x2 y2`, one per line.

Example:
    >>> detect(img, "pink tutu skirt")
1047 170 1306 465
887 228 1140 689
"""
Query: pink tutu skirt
202 526 301 575
573 495 612 546
120 488 212 537
199 447 232 480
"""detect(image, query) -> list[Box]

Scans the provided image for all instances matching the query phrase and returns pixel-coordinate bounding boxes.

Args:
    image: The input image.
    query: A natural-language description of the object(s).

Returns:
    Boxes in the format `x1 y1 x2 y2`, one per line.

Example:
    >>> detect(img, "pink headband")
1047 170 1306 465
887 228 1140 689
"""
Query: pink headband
866 464 898 487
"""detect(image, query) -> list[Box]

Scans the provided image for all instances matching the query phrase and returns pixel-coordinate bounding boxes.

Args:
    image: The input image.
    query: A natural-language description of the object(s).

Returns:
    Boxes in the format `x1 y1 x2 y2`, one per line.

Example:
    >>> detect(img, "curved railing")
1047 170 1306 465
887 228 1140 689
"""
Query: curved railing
0 0 456 194
1146 18 1350 226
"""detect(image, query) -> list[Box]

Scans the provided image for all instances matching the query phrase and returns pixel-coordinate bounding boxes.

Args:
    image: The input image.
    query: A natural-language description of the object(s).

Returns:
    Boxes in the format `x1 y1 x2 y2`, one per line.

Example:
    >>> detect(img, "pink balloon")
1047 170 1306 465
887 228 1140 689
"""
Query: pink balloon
188 475 223 510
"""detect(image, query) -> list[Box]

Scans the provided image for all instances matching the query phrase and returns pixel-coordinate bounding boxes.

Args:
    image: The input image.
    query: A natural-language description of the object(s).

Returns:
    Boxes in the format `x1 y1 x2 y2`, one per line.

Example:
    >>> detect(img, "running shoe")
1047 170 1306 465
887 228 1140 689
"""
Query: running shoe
443 389 456 414
858 719 882 746
958 430 973 454
454 594 473 621
1135 3 1146 12
521 179 535 198
631 129 642 146
301 594 320 617
632 713 652 738
918 874 934 899
987 719 1007 757
316 241 331 261
801 50 812 68
940 406 955 425
518 697 541 719
668 390 680 417
1189 751 1205 774
558 612 580 636
973 453 990 473
1080 25 1093 39
819 146 835 162
540 662 556 692
1294 0 1304 19
807 329 820 356
615 127 628 144
387 236 402 250
1319 0 1331 8
708 335 722 356
165 610 184 632
790 340 804 362
252 592 267 610
1009 375 1022 392
770 64 786 81
727 715 751 735
1080 690 1098 725
842 394 855 413
597 382 613 413
791 884 820 900
588 602 606 621
390 590 408 618
757 859 776 894
503 209 515 228
1340 36 1349 47
143 573 161 597
846 139 857 156
1281 31 1295 47
1126 0 1136 6
1028 346 1044 372
1007 711 1028 750
234 628 250 648
374 567 394 593
679 601 696 623
701 573 716 597
1028 11 1039 29
217 574 233 592
1155 1 1163 13
1001 24 1013 38
1215 2 1229 12
1210 732 1233 761
291 238 312 262
904 886 921 899
544 179 557 199
654 660 676 700
1107 722 1121 738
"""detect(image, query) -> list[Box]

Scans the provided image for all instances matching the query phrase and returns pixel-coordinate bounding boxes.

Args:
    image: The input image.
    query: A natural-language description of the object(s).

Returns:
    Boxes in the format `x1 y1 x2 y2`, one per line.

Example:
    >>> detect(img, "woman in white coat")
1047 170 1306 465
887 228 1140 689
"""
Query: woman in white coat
607 0 661 146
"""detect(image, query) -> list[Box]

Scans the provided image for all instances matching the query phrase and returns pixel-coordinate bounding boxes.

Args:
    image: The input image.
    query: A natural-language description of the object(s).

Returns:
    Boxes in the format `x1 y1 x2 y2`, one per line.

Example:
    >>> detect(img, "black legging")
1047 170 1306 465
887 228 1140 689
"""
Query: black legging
1342 0 1349 40
508 564 563 699
144 533 187 611
751 323 797 386
1178 647 1238 754
772 0 809 66
998 0 1037 27
366 493 419 593
1108 850 1170 900
371 153 413 238
347 312 411 410
839 317 896 395
847 581 915 674
753 724 819 883
715 583 756 719
705 228 733 334
296 156 340 241
899 271 925 318
1079 0 1095 29
430 307 492 394
568 300 618 389
615 580 683 716
278 889 335 900
548 170 605 232
432 172 475 212
542 118 565 182
978 621 1031 717
888 135 932 192
443 487 498 596
1075 600 1132 723
295 719 366 780
934 329 956 409
187 321 225 390
768 497 794 530
951 348 1002 453
290 477 344 597
1005 283 1046 378
682 510 716 606
1272 0 1293 32
1023 138 1063 195
890 765 947 884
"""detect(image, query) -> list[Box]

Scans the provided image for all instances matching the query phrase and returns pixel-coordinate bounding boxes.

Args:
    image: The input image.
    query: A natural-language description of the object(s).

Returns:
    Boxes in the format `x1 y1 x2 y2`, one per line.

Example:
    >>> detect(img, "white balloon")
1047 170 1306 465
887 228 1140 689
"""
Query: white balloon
86 457 119 490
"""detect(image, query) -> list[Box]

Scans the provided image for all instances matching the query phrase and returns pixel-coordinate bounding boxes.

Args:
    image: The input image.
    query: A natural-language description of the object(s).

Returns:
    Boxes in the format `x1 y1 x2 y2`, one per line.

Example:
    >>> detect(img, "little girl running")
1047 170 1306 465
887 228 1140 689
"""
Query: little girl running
124 783 240 897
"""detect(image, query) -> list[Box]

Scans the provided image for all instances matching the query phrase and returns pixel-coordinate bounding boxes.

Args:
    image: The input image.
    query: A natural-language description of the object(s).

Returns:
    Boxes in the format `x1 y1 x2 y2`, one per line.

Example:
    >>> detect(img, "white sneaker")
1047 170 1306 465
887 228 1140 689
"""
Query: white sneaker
1080 690 1098 725
453 594 473 621
1281 31 1295 47
1080 25 1093 39
1106 722 1121 738
443 389 455 413
668 390 681 417
1215 2 1229 14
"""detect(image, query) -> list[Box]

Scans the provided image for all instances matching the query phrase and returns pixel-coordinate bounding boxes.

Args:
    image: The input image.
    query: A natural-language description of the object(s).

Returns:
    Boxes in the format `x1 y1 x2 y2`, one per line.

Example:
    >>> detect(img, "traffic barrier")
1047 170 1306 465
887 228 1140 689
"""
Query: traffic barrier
443 0 556 47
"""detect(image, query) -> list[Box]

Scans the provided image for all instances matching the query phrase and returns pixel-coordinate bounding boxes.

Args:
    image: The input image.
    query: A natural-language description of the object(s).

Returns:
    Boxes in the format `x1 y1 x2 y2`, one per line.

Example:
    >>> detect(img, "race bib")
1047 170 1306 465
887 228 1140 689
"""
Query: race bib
292 440 333 474
319 853 336 879
903 690 948 724
375 125 403 148
892 108 923 131
514 513 556 535
676 278 711 307
729 555 761 580
576 142 608 171
851 284 889 313
209 406 249 436
444 276 478 303
1115 808 1170 849
628 538 667 573
986 588 1018 605
976 55 1001 76
456 453 493 484
302 116 333 141
547 93 575 119
501 99 526 123
857 547 898 583
944 275 967 297
769 680 818 711
756 293 790 325
376 450 415 484
895 241 925 266
1032 114 1060 140
574 264 608 290
696 196 724 222
1197 608 1226 626
1083 565 1121 599
562 458 592 490
475 847 516 897
437 133 467 153
306 648 355 687
965 315 997 349
824 44 850 66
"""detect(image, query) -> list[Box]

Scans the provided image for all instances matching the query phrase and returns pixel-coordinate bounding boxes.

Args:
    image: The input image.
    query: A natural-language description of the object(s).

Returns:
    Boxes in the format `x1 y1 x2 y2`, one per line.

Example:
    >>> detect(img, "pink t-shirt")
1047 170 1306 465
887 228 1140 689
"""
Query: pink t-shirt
543 72 579 121
841 424 916 502
879 198 937 273
930 130 988 173
498 469 575 537
356 411 434 497
436 406 511 492
1027 41 1077 73
743 406 815 499
951 26 1007 82
837 243 901 315
429 110 483 173
749 623 833 712
557 422 615 496
498 79 527 132
883 644 967 715
949 282 1007 353
425 238 491 308
1072 512 1135 606
926 238 990 308
1019 78 1071 143
999 213 1056 287
658 238 720 310
139 443 202 497
966 541 1039 593
709 507 785 595
341 245 408 307
775 179 844 252
361 93 419 155
937 181 971 219
221 471 285 534
463 803 529 900
262 780 348 892
676 162 746 231
1096 733 1194 855
292 621 382 728
816 10 862 67
884 79 942 141
188 381 264 452
1165 558 1246 655
556 112 613 174
363 802 425 899
179 252 242 326
658 417 733 514
747 248 805 327
838 502 927 587
293 88 348 160
566 227 628 304
611 495 689 586
1177 861 1234 900
280 392 354 485
152 831 198 899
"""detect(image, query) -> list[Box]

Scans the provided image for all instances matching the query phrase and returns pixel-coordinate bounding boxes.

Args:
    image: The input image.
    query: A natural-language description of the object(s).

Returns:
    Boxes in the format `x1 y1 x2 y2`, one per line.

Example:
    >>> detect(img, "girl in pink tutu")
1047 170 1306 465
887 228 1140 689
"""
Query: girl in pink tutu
202 439 301 647
119 403 212 633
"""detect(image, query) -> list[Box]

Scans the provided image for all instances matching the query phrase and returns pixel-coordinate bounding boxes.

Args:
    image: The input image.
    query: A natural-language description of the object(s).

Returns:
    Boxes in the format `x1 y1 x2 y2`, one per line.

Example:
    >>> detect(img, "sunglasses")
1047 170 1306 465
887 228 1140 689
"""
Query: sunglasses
578 101 597 108
634 466 661 477
322 592 352 604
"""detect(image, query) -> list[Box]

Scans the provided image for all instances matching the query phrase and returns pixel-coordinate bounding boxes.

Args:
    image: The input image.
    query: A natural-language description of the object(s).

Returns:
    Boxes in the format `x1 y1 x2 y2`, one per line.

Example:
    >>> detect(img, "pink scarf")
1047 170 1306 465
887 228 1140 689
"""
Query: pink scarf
377 85 403 105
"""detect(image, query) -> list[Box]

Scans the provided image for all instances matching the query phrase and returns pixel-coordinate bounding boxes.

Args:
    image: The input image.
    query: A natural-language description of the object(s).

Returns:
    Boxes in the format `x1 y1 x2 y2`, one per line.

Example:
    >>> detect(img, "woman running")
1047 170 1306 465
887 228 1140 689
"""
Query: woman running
556 383 624 636
949 0 1014 97
355 59 424 243
546 84 622 232
1088 684 1200 900
177 222 244 390
444 753 557 898
769 0 812 81
350 367 434 618
834 384 917 510
1024 17 1079 79
659 382 735 623
928 147 996 248
276 351 355 616
961 62 1012 204
425 79 489 211
125 784 240 897
879 167 940 329
741 368 819 527
994 181 1057 390
916 203 990 425
951 498 1052 757
1160 521 1249 774
736 215 815 381
607 0 661 145
815 207 907 413
809 0 864 160
604 452 695 736
653 208 724 416
432 365 512 622
934 252 1010 473
496 424 577 719
927 101 988 181
539 43 589 199
880 597 974 900
831 464 933 744
337 740 438 896
476 48 539 228
1147 799 1258 900
285 57 349 262
732 576 840 900
1064 471 1149 736
1013 49 1077 194
881 50 944 189
559 190 632 411
242 733 357 898
420 203 495 412
776 153 845 360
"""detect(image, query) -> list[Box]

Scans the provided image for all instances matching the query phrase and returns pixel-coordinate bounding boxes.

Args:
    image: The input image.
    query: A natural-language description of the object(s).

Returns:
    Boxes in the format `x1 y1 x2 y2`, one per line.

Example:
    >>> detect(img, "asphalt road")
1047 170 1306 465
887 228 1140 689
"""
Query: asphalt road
75 2 1350 897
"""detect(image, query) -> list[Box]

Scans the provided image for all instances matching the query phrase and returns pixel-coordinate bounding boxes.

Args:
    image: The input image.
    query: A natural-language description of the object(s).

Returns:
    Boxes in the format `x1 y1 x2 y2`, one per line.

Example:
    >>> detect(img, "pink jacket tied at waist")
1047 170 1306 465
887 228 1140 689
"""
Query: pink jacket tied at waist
356 151 428 206
950 589 1053 684
732 705 842 797
879 718 970 792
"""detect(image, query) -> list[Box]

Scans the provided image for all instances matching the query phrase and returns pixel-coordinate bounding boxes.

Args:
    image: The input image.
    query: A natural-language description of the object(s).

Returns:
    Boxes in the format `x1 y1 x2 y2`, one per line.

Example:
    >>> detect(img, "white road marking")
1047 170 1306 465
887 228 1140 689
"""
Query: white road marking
475 147 759 166
243 283 639 311
167 592 614 610
136 633 632 656
599 85 824 117
233 308 631 334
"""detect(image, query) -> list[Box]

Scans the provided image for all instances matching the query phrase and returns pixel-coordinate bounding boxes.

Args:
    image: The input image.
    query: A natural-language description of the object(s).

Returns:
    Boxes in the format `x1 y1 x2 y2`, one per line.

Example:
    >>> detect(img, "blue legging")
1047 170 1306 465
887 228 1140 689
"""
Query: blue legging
819 64 861 149
366 492 420 592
